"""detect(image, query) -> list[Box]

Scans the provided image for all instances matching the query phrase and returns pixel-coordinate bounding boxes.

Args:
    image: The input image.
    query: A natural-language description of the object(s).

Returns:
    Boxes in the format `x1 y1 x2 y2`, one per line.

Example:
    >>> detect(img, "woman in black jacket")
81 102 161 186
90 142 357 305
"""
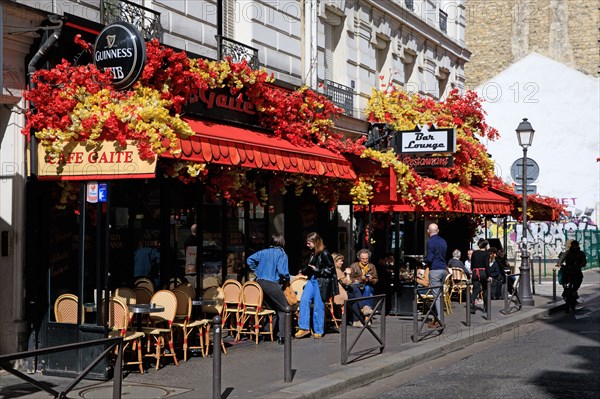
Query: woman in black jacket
295 232 336 339
470 238 492 313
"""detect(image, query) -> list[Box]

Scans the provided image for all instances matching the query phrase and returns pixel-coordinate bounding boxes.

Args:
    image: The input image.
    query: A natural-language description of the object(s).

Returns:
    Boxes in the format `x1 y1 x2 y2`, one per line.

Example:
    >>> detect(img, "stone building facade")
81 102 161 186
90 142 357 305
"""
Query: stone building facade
465 0 599 88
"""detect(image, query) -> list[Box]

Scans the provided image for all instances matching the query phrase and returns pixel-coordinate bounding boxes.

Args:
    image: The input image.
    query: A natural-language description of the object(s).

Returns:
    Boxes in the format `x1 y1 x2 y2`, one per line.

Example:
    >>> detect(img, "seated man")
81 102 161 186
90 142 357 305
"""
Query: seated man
349 249 379 316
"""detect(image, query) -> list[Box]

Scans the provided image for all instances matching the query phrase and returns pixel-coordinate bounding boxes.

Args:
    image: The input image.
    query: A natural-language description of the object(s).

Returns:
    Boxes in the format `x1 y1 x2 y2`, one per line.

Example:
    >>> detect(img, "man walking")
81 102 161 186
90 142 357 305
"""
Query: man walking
424 223 447 328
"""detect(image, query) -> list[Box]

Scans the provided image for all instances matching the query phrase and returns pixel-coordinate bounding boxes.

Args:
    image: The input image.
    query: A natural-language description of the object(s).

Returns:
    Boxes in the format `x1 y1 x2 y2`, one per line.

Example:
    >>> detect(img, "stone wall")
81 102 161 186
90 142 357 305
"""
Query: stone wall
465 0 599 88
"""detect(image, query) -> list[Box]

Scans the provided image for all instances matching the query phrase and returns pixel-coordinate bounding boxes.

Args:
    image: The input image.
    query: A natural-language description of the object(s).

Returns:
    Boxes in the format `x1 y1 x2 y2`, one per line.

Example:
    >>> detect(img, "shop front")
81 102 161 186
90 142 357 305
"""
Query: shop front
23 27 359 377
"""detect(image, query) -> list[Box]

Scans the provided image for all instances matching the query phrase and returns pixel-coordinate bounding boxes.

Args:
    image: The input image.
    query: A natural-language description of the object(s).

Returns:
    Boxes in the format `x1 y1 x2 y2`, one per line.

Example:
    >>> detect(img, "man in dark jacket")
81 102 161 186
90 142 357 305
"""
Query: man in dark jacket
424 223 447 328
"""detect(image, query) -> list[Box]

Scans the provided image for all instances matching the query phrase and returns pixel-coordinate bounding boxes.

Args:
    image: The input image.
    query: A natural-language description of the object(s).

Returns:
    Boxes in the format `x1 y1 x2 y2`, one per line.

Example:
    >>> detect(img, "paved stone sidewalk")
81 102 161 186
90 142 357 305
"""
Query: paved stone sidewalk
1 268 598 399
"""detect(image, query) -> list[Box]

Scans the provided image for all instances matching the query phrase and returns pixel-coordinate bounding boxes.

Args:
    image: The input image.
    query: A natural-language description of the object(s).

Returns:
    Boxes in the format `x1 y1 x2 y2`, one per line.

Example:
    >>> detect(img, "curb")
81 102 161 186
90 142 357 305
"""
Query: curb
264 291 600 399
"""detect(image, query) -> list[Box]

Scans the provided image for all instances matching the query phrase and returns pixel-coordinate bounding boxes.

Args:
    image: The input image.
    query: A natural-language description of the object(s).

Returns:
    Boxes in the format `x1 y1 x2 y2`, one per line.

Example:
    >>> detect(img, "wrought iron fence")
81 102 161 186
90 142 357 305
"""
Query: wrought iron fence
216 35 259 70
324 80 354 116
102 0 162 40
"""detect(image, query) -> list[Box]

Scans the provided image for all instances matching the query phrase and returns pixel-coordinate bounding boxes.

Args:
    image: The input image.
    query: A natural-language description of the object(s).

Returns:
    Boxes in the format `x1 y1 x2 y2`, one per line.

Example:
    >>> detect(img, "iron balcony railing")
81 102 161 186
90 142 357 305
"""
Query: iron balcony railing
324 79 354 116
102 0 162 40
216 35 259 70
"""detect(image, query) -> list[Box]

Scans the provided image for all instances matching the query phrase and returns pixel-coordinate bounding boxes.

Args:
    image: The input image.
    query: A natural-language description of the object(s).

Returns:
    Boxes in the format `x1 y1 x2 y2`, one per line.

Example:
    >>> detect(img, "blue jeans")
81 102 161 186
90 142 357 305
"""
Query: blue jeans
298 277 325 335
350 284 375 309
429 269 447 319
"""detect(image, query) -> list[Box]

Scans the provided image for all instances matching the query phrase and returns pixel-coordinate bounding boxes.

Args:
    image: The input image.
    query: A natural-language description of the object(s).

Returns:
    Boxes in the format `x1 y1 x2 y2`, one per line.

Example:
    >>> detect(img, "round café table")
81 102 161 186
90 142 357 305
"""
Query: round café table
128 303 165 331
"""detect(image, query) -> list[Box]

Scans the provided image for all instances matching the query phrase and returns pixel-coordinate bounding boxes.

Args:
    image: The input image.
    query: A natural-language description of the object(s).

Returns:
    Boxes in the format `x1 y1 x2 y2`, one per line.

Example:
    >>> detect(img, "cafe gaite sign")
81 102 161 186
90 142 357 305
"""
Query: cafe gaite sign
395 125 456 154
93 21 146 90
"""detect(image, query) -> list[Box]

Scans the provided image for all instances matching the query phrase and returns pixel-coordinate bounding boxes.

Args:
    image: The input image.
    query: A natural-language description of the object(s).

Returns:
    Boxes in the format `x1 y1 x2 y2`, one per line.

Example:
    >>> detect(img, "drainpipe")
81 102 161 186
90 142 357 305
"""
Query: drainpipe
27 15 63 176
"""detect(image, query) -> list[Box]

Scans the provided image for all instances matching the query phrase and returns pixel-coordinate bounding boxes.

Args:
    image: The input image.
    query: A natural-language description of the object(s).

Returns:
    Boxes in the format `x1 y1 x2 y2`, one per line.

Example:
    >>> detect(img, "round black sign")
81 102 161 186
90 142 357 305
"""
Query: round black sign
93 21 146 90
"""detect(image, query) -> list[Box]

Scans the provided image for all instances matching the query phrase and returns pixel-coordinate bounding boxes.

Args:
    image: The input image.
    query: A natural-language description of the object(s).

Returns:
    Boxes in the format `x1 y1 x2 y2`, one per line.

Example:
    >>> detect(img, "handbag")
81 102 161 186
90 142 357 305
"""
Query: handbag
557 267 564 285
283 283 298 306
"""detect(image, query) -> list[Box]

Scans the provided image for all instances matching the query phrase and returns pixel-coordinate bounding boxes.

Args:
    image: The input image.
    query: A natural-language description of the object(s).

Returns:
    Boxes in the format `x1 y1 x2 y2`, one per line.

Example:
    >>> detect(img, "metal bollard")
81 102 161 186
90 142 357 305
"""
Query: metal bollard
486 279 492 321
283 306 292 383
504 279 509 313
412 287 418 343
466 284 471 327
552 269 557 302
212 315 222 399
538 258 542 285
530 258 536 295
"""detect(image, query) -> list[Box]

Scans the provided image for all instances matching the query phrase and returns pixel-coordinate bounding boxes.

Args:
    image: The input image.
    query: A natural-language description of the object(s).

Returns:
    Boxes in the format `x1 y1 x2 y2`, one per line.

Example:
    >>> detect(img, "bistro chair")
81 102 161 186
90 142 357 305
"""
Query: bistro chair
171 288 209 361
133 286 153 304
200 287 227 356
290 278 306 328
221 279 243 336
168 277 184 290
134 277 155 295
443 274 453 315
175 283 196 301
236 281 275 344
142 290 179 370
114 287 137 306
54 294 80 324
450 268 469 304
102 297 145 374
203 276 220 290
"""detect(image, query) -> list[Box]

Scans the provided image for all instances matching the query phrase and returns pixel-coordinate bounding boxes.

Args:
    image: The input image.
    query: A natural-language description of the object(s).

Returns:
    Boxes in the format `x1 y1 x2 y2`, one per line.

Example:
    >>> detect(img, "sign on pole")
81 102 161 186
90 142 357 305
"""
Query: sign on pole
510 158 540 184
514 185 537 195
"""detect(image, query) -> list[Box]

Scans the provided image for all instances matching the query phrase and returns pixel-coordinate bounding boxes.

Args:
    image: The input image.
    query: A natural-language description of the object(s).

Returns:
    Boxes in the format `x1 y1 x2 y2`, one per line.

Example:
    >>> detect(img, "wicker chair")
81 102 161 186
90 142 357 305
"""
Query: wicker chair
54 294 80 324
450 268 469 304
236 281 275 344
134 277 155 295
174 283 196 301
171 288 209 361
221 280 243 336
142 290 179 370
103 298 145 374
200 287 227 356
443 274 453 315
133 286 153 304
114 287 137 306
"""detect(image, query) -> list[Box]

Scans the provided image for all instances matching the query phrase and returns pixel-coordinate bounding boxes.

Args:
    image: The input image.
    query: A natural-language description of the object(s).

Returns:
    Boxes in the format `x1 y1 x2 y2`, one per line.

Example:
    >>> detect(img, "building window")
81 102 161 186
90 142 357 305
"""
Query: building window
439 9 448 33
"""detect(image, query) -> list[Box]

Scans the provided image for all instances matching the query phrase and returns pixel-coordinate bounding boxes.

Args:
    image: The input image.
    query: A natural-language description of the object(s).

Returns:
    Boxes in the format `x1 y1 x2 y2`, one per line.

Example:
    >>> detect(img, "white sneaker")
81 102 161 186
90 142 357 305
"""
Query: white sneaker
352 321 363 327
361 306 373 315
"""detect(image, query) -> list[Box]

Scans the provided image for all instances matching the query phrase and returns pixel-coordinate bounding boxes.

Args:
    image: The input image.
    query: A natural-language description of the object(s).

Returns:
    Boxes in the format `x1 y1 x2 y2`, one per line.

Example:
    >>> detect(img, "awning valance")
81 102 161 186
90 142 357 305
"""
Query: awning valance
462 186 512 215
164 118 356 180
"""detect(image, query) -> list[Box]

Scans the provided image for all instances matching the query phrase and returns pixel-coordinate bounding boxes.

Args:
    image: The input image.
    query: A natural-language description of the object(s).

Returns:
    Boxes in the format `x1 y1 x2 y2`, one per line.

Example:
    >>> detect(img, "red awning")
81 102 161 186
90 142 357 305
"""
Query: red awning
461 186 512 215
164 118 356 180
490 187 561 221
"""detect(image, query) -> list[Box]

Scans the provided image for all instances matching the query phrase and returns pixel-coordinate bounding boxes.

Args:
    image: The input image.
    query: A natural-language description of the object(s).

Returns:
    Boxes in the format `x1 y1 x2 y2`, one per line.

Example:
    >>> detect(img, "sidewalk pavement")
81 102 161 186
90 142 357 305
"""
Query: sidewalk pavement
2 269 598 399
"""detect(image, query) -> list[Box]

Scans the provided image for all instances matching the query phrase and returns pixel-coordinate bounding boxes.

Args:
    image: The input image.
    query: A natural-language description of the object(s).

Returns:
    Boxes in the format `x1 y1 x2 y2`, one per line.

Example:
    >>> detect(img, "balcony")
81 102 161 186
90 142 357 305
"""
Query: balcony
216 36 259 70
405 0 414 11
101 0 161 40
324 80 354 116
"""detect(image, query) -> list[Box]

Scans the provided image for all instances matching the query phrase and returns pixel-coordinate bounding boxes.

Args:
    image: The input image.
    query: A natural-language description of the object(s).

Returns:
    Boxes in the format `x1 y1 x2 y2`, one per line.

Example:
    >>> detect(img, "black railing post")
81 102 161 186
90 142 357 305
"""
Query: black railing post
112 340 123 399
212 315 222 399
466 284 471 327
283 306 292 382
552 269 557 302
341 300 348 365
504 279 509 313
530 258 536 295
412 287 418 343
486 279 492 321
381 299 386 351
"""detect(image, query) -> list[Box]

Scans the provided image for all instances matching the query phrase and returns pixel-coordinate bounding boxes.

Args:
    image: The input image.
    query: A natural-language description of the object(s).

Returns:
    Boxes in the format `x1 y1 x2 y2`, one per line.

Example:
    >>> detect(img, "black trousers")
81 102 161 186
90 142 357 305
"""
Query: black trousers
256 279 288 339
471 279 487 309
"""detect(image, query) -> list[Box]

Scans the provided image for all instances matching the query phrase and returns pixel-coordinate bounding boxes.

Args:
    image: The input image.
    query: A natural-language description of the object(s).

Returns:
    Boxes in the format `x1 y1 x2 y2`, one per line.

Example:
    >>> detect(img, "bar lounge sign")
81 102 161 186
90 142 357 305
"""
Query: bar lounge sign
395 125 456 154
93 21 146 90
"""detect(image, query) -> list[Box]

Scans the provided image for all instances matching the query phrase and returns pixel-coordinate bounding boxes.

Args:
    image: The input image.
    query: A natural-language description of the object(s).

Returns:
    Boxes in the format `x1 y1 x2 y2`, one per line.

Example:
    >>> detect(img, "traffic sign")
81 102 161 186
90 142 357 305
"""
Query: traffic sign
510 158 539 183
86 181 98 203
514 185 537 195
98 183 107 203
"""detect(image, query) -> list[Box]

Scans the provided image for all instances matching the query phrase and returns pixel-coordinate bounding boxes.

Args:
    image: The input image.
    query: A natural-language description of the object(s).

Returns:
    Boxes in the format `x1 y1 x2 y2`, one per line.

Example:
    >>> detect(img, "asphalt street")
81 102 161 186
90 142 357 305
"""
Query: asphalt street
332 294 600 399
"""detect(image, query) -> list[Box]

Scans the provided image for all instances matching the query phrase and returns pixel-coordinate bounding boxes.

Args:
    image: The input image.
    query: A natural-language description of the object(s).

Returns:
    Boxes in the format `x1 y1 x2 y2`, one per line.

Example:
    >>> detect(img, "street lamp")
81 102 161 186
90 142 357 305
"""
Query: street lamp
516 118 535 306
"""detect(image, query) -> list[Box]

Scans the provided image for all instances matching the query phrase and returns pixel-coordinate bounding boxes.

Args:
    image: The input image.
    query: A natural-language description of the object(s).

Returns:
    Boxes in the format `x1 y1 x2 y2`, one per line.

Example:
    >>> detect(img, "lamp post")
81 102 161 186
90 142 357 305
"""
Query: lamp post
516 118 535 306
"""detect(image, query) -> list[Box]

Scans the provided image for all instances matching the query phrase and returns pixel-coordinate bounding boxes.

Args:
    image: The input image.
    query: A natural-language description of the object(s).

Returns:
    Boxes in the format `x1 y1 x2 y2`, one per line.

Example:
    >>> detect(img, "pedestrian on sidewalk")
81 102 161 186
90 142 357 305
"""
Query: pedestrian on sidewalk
470 238 492 314
334 253 366 327
423 223 447 328
246 233 290 344
295 232 337 339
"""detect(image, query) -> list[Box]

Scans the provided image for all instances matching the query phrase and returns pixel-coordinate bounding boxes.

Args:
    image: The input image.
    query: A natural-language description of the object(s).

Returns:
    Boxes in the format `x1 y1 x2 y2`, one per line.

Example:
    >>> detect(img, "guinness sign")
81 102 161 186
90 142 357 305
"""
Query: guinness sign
94 22 146 90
